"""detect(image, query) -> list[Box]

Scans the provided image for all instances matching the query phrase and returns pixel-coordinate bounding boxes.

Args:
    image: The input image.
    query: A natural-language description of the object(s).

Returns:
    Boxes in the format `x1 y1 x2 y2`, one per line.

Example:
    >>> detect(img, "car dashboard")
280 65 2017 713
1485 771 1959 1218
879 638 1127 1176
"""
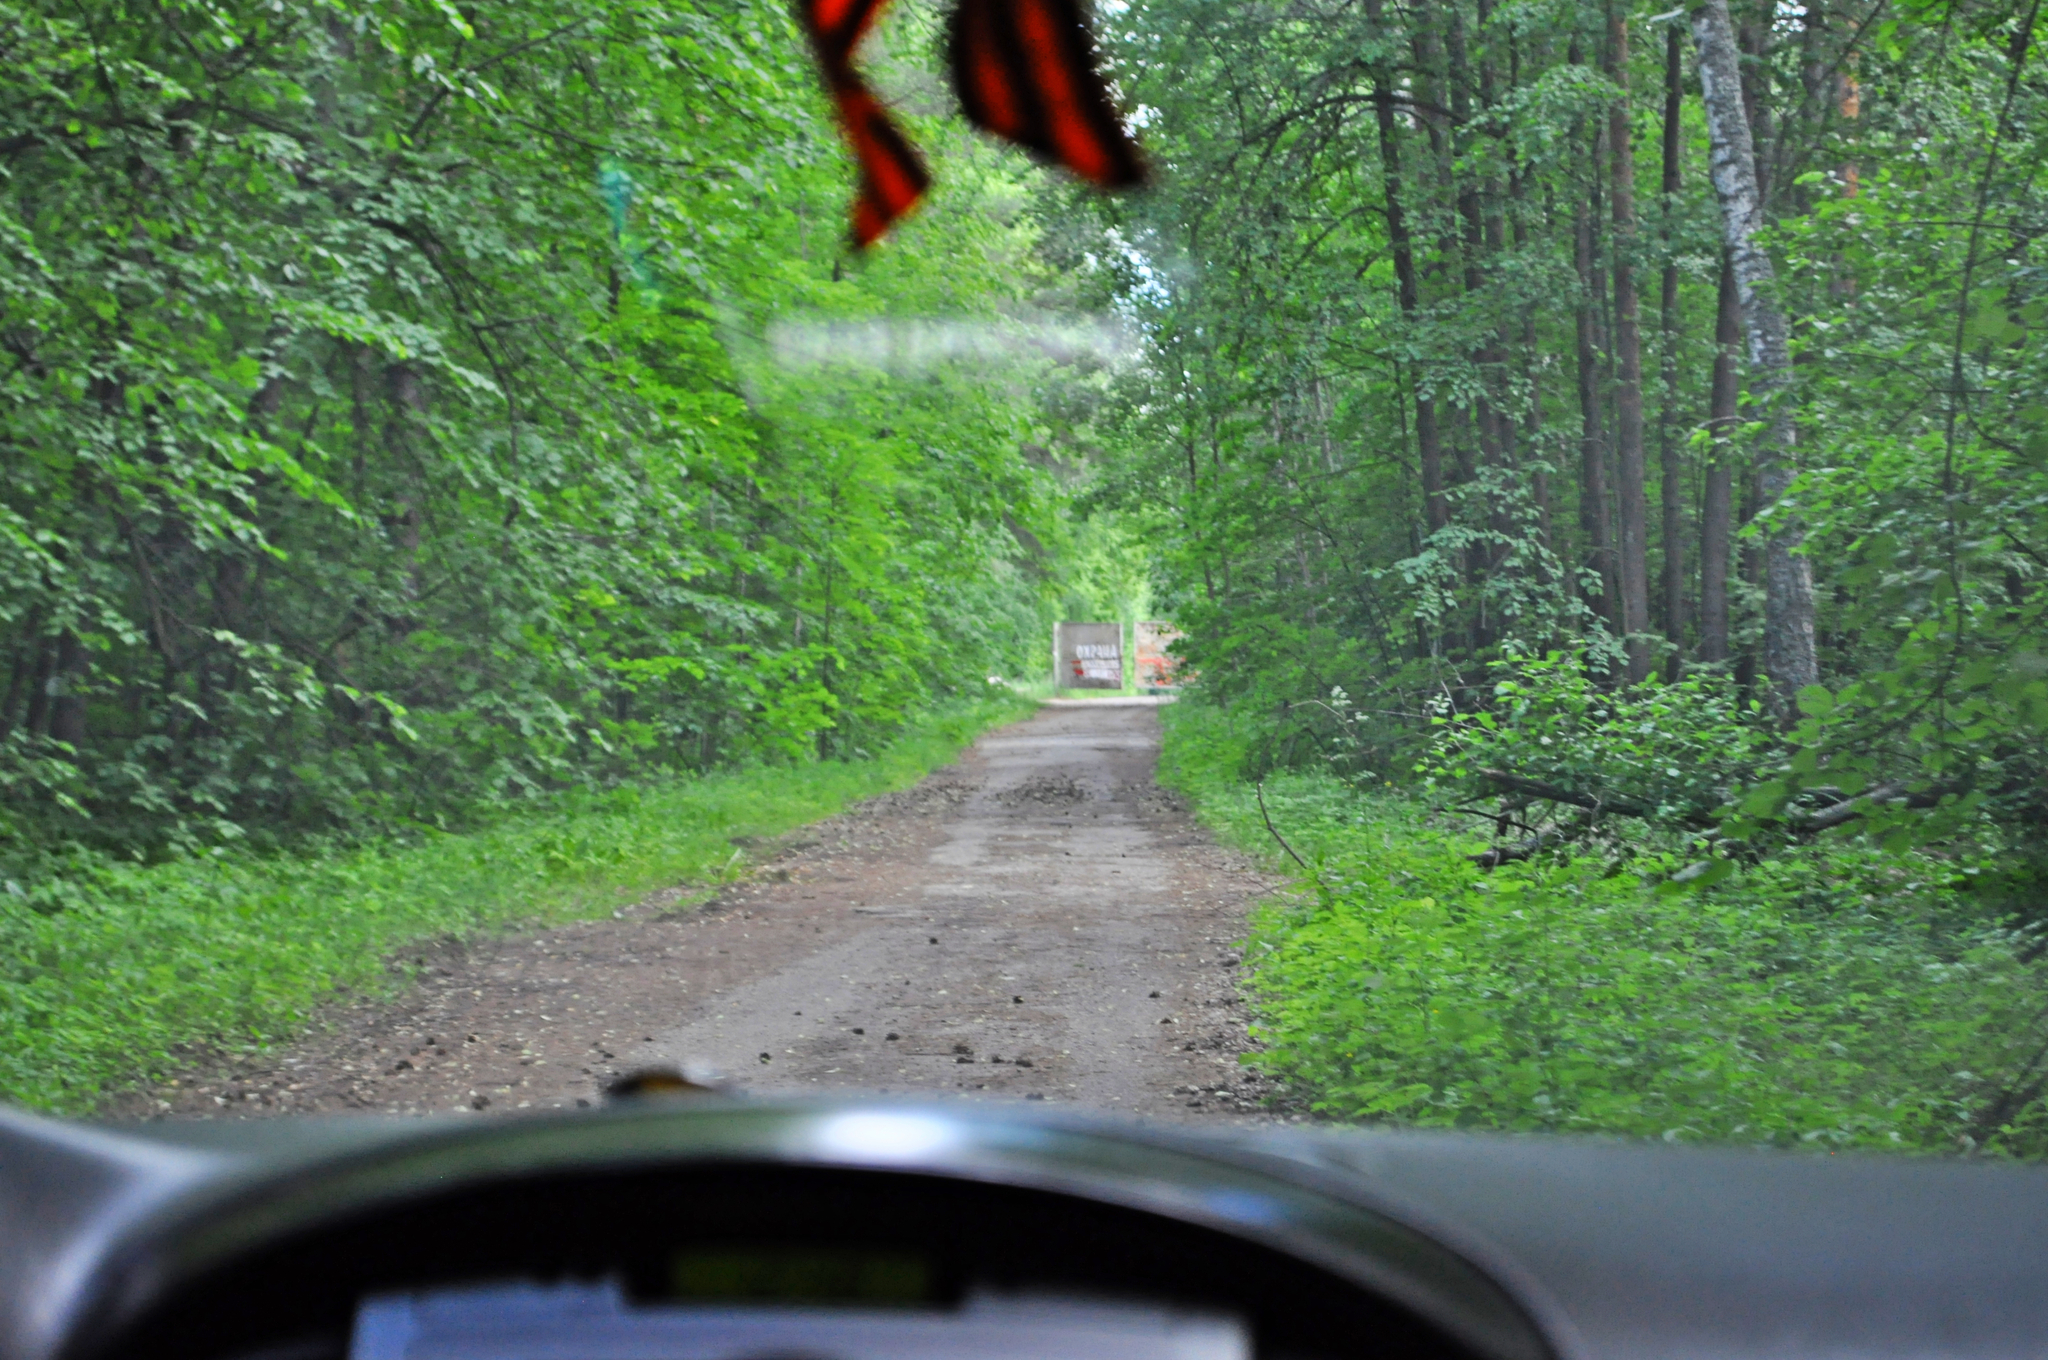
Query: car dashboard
0 1099 2044 1360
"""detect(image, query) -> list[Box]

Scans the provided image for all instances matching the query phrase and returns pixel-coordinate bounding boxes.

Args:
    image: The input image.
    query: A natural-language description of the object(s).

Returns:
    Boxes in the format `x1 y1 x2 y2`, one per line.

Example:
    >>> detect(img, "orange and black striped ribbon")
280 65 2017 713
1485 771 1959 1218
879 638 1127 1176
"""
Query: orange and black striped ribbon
799 0 932 247
799 0 1144 247
947 0 1143 190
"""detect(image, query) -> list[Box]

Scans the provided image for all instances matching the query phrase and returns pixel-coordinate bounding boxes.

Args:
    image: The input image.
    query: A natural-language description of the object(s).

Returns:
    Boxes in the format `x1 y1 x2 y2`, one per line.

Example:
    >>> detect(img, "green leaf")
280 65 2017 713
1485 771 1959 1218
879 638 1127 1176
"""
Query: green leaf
1796 685 1835 718
1670 857 1734 891
1964 299 2024 347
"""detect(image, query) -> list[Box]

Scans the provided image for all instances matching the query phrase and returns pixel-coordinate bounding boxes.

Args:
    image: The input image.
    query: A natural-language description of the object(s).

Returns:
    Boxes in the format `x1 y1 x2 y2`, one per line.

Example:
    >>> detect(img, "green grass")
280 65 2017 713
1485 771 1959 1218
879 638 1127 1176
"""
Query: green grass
1159 700 2048 1156
0 692 1036 1114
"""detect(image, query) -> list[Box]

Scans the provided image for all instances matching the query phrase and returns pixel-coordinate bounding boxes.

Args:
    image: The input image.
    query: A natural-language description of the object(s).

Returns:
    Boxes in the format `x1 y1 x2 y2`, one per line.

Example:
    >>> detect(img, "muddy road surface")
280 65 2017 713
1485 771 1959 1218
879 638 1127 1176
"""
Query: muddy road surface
130 699 1287 1123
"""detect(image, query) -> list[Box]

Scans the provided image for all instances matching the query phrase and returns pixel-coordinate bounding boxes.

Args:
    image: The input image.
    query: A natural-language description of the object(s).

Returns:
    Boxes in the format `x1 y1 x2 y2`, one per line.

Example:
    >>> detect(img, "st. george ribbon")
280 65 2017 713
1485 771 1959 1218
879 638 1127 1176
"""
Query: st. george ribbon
797 0 1145 246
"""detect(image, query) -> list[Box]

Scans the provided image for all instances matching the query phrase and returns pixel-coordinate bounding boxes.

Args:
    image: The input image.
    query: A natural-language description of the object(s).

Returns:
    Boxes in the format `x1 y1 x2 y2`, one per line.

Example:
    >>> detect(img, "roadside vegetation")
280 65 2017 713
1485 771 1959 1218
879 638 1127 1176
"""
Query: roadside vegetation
1164 703 2048 1156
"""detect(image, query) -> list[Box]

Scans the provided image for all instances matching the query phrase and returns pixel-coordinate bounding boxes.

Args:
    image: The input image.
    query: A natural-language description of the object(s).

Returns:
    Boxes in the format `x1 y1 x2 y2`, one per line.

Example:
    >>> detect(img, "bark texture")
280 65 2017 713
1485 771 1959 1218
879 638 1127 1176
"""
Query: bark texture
1691 0 1819 708
1574 86 1620 634
1658 23 1688 664
1368 0 1447 535
1699 255 1740 663
1607 2 1653 681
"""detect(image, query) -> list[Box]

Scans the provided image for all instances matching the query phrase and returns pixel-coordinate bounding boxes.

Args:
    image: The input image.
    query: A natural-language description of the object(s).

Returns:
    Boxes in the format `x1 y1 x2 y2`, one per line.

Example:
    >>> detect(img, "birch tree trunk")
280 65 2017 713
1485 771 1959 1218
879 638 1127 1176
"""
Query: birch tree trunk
1607 1 1653 681
1699 255 1740 663
1691 0 1819 709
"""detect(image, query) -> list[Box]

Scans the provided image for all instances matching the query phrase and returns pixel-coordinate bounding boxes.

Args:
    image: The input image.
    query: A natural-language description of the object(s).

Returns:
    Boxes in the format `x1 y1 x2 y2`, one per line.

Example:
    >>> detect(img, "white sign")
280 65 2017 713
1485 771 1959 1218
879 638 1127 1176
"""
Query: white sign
1055 623 1123 690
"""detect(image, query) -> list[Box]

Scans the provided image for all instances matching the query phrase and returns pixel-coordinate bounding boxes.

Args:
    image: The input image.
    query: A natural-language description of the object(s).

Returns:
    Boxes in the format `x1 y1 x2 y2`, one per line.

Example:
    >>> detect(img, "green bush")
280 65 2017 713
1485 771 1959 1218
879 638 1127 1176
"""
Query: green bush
1421 653 1775 833
1161 700 2048 1156
0 693 1033 1114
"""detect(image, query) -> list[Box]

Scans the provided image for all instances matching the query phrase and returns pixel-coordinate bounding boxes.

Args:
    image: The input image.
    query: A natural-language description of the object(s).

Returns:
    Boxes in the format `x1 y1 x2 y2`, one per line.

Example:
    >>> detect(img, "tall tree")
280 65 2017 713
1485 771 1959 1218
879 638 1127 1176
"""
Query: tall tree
1608 1 1654 680
1658 23 1688 666
1367 0 1446 536
1574 39 1621 634
1690 0 1820 707
1698 256 1741 664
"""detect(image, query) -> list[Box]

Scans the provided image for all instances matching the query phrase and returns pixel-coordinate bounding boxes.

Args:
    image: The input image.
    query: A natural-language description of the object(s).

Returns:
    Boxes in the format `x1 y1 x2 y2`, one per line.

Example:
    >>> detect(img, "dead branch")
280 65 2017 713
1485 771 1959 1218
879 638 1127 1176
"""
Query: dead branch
1478 769 1654 819
1469 830 1567 868
1792 782 1946 832
1255 780 1321 889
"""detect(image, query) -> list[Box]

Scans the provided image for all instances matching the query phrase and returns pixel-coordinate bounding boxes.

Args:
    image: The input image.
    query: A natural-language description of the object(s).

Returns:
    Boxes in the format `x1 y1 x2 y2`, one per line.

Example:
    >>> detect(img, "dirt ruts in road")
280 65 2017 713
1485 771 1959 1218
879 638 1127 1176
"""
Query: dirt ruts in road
122 699 1286 1123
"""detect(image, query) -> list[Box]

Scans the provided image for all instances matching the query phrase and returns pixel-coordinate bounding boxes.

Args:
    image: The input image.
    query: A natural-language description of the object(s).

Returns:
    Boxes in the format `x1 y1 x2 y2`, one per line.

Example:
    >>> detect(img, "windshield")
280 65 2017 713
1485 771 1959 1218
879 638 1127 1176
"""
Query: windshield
4 0 2045 1161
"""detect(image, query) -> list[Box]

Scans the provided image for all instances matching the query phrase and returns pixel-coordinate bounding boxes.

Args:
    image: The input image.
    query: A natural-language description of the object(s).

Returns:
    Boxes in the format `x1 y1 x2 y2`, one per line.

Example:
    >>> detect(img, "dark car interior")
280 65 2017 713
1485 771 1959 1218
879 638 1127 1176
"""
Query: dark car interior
4 1099 2046 1360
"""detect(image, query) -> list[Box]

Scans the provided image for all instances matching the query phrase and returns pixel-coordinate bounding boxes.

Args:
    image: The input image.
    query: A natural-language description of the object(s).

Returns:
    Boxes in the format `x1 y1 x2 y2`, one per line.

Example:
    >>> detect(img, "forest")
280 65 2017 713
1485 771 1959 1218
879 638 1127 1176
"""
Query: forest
0 0 1136 866
1090 0 2048 1152
5 0 2048 1148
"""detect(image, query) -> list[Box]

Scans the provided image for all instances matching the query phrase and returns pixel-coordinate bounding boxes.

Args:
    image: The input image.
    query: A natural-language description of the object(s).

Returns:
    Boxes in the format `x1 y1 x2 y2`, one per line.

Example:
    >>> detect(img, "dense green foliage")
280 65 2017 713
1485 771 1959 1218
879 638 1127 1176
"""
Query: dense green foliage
1056 0 2048 1149
1164 703 2048 1154
13 0 2048 1153
1071 0 2048 851
0 693 1031 1113
0 0 1086 869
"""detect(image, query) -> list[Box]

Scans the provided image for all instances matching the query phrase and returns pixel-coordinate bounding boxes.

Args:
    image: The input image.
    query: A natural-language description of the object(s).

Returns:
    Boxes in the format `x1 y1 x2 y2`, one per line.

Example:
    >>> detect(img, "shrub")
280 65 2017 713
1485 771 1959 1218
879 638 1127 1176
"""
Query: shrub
1421 652 1776 836
1162 699 2048 1157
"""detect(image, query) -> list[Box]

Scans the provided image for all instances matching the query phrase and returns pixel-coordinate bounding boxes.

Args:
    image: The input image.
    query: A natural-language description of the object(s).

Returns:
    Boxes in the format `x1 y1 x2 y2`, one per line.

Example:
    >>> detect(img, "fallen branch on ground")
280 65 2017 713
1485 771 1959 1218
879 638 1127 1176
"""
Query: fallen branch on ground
1792 781 1946 832
1468 830 1568 868
1476 770 1727 830
1477 769 1654 819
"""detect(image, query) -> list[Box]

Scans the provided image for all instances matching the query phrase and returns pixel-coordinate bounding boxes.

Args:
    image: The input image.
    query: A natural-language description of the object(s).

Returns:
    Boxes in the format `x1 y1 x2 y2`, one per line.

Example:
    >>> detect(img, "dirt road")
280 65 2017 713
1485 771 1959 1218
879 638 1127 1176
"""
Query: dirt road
131 699 1286 1122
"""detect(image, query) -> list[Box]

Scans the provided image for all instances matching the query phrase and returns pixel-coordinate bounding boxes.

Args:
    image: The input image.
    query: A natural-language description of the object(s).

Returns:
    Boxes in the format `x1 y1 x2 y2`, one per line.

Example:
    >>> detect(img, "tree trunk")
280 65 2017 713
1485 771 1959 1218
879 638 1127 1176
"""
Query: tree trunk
1692 0 1820 709
1658 23 1688 669
1735 0 1775 204
0 647 24 742
1451 6 1507 632
1607 1 1652 681
1368 0 1447 534
1575 189 1618 633
1699 254 1739 662
1413 2 1468 597
1411 12 1459 289
22 636 54 738
49 630 87 749
1573 39 1620 636
1476 0 1518 581
1507 33 1553 560
0 609 43 741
